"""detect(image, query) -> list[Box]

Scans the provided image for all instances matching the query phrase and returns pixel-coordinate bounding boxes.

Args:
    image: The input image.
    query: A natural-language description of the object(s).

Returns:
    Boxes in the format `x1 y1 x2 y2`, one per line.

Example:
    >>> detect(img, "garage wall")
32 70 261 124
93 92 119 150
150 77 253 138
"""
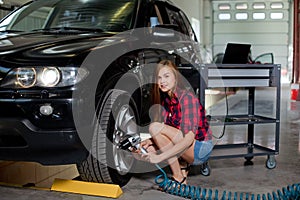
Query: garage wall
212 0 292 82
0 6 13 19
0 0 30 19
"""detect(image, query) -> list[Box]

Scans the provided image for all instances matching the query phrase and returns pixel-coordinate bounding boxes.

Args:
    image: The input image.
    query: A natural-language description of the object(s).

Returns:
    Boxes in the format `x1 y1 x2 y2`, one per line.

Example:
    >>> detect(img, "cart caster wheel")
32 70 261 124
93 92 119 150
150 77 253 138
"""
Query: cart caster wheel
266 156 276 169
200 161 211 176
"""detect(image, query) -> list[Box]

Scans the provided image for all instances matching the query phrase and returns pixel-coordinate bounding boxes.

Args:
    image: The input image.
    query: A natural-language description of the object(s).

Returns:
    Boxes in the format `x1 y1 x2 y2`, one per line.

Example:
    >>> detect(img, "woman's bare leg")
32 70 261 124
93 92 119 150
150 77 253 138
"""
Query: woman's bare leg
149 122 186 183
179 140 195 177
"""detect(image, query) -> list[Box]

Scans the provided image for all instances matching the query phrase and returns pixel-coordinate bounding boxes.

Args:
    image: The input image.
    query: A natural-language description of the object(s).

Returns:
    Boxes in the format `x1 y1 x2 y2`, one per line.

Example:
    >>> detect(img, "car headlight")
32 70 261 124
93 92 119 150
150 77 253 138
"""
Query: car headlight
1 66 89 88
40 67 60 87
16 67 37 88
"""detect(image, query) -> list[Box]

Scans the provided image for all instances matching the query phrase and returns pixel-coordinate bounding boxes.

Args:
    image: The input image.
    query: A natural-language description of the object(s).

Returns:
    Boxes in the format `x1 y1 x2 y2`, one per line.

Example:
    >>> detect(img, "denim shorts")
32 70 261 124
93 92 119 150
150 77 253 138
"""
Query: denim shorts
193 140 213 165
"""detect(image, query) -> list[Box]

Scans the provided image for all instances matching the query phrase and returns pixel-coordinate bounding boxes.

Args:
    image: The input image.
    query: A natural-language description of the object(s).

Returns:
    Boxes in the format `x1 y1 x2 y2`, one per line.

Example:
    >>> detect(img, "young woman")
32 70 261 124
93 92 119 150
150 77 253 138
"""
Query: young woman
139 60 213 184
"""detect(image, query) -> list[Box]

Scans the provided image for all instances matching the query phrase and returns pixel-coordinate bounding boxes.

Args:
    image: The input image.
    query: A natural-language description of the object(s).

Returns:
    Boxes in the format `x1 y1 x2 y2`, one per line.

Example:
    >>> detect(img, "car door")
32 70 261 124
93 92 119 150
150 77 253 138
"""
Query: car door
253 53 274 64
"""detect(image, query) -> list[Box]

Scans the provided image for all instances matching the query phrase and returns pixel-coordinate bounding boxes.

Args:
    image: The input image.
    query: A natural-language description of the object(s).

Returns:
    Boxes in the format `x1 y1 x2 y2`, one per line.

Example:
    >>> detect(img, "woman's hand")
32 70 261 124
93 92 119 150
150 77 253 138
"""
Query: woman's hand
141 152 162 164
131 138 156 161
140 138 153 150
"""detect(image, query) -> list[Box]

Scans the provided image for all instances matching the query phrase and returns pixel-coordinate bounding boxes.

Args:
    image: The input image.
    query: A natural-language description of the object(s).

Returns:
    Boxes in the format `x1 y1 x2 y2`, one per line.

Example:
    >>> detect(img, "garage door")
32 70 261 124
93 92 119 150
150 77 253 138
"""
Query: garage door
212 0 291 82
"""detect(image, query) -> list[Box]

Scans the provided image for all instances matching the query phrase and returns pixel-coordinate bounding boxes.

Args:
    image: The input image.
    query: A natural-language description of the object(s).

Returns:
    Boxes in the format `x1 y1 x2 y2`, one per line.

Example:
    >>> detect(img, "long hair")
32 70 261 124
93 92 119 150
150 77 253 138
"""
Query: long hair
151 60 183 121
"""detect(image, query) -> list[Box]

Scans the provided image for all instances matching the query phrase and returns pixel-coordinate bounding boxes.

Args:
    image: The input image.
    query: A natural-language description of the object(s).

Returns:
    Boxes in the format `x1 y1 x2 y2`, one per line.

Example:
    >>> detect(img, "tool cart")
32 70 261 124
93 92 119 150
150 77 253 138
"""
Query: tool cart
199 64 281 169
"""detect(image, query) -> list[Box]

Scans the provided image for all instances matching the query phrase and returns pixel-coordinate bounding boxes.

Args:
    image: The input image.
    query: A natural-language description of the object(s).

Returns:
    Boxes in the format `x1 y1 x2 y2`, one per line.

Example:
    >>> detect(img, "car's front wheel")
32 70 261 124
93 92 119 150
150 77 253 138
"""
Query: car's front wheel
77 89 139 186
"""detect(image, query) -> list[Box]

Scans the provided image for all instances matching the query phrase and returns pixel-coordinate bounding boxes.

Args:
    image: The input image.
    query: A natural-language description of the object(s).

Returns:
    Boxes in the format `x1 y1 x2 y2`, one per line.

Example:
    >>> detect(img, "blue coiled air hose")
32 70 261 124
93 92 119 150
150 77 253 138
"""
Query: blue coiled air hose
153 163 300 200
133 141 299 199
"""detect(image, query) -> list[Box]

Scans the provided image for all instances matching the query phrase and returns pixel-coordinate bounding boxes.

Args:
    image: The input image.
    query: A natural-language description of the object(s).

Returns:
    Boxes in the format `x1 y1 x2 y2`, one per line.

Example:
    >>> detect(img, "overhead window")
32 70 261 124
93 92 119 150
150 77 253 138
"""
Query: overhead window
253 12 266 20
218 13 231 20
236 3 248 10
253 3 265 9
270 12 283 19
235 13 248 20
218 4 230 10
271 2 284 9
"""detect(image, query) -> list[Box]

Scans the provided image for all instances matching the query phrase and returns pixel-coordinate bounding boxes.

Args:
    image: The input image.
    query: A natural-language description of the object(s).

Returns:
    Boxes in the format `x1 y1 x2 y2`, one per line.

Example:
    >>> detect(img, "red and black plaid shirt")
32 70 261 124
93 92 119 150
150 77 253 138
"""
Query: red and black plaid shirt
162 88 212 141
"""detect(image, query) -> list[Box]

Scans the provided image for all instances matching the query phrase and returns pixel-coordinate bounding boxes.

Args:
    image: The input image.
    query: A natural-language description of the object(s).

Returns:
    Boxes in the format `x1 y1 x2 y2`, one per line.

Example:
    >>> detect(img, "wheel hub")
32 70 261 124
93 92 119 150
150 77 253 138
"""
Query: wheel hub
113 105 138 174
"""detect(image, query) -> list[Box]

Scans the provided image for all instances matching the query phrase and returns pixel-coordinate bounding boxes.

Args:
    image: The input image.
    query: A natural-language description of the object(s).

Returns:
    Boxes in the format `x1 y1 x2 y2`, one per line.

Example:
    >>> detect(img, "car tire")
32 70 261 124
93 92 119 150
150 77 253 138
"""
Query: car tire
77 89 139 186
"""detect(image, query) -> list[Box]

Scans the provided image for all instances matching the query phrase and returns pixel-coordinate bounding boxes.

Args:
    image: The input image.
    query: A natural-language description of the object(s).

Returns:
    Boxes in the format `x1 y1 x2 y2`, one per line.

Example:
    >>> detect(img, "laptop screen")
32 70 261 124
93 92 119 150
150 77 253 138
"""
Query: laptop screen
222 43 251 64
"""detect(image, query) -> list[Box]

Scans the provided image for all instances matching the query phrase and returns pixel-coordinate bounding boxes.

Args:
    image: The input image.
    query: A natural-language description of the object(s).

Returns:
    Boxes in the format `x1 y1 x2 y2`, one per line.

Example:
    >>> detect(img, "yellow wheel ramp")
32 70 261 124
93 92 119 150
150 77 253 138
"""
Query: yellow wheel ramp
51 178 123 198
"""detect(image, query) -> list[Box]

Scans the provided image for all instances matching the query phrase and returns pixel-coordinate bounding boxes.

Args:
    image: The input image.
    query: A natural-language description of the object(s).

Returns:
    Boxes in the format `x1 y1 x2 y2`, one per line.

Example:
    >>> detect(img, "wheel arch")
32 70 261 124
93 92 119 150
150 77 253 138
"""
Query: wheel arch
95 58 143 123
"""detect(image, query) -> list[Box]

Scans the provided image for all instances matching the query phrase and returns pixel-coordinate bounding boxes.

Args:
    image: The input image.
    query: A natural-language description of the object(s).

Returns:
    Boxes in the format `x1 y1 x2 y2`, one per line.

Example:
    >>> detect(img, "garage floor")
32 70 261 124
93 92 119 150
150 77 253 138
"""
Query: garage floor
0 84 299 200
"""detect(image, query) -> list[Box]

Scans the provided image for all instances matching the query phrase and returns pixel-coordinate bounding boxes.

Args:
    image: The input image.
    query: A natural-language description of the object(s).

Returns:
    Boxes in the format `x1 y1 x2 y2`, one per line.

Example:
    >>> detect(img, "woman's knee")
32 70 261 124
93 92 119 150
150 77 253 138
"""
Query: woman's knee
149 122 164 137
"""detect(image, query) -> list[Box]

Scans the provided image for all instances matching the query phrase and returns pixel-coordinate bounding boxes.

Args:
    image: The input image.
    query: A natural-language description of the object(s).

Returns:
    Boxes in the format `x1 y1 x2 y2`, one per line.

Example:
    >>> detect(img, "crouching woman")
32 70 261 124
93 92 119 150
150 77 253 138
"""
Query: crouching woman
140 60 213 185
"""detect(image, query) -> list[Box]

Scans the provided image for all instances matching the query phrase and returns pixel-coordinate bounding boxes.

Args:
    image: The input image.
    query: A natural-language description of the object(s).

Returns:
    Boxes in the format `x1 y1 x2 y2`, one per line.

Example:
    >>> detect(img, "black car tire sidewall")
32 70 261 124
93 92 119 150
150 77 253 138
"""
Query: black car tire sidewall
77 89 138 186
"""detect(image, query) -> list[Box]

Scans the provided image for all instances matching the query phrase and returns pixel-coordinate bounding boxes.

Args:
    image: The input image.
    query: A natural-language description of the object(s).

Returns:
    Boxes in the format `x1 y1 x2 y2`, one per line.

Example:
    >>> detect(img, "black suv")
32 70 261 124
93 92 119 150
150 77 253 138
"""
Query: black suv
0 0 203 186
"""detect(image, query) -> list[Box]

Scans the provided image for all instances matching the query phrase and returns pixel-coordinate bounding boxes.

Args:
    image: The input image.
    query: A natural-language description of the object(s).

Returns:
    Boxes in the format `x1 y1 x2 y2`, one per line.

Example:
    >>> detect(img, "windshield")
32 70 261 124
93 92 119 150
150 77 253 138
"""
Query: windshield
0 0 137 32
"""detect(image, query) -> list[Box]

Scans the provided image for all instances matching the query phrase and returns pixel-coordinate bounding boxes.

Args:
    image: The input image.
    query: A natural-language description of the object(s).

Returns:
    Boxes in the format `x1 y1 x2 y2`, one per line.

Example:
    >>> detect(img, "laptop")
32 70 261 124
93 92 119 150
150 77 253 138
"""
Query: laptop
222 43 251 64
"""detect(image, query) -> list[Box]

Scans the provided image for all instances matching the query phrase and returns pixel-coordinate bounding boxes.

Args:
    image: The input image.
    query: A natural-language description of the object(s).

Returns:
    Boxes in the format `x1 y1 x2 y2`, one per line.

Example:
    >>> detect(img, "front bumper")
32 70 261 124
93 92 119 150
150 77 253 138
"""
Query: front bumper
0 92 88 165
0 118 87 165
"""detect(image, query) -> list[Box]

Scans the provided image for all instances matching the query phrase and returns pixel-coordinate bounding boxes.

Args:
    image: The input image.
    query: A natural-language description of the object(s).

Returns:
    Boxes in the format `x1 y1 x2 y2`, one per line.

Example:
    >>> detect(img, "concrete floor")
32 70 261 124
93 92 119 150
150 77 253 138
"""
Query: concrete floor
0 84 299 200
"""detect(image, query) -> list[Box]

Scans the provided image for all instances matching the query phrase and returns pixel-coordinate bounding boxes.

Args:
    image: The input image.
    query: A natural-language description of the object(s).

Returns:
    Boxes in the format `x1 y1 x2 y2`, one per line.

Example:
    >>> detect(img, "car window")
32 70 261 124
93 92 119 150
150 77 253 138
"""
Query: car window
254 53 274 64
0 0 137 32
143 3 164 27
180 11 197 42
10 6 54 31
165 7 188 35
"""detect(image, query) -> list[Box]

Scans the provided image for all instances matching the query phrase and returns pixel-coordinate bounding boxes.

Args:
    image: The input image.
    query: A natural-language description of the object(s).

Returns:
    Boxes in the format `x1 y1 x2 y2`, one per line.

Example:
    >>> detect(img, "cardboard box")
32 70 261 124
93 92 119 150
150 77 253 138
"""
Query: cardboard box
0 161 79 188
